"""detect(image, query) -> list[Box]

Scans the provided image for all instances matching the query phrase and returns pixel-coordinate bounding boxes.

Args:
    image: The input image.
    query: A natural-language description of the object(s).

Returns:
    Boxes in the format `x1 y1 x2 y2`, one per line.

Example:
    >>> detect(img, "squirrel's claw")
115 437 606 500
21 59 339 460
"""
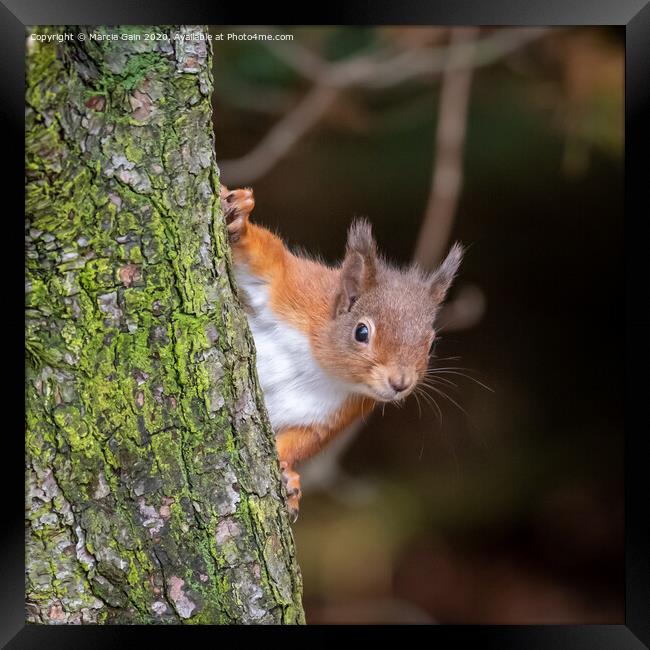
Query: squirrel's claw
286 488 301 522
220 186 254 243
288 502 300 523
280 462 302 523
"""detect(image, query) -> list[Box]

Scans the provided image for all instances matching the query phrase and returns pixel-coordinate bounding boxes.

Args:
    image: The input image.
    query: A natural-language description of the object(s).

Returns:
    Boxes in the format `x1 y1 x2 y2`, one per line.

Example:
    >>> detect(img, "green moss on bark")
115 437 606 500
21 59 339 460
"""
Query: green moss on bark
25 25 304 625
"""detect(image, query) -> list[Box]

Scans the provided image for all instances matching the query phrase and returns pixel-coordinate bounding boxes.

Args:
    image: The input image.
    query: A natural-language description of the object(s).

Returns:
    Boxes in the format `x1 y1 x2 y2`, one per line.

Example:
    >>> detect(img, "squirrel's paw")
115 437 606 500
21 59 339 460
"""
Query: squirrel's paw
220 185 254 243
280 462 302 523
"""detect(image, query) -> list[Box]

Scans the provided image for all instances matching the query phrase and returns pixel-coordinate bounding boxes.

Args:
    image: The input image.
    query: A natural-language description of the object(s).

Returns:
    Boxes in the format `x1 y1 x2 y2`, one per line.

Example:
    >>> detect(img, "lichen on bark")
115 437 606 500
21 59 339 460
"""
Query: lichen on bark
25 25 304 624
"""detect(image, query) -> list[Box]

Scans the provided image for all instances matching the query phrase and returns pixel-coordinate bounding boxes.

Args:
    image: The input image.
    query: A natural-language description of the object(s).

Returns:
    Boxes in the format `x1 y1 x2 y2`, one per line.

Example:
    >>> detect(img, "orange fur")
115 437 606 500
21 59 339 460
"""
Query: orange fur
232 221 339 336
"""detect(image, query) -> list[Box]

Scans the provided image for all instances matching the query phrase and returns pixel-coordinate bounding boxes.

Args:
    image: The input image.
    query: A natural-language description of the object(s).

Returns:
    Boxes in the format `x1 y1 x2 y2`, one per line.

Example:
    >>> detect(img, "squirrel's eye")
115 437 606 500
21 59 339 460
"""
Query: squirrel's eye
354 323 369 343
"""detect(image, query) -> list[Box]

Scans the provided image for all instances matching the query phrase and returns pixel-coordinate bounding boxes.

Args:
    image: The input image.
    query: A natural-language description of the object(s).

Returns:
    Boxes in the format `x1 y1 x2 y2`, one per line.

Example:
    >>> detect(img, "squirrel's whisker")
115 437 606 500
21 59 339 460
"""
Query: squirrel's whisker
426 383 470 418
415 386 443 424
413 390 423 419
421 375 458 389
428 369 494 392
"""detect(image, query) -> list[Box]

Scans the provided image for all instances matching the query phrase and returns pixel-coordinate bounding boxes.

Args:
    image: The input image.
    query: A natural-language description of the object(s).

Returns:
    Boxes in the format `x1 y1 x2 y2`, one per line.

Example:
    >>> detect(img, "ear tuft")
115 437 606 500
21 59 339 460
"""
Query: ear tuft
334 218 378 317
346 218 377 259
429 242 464 303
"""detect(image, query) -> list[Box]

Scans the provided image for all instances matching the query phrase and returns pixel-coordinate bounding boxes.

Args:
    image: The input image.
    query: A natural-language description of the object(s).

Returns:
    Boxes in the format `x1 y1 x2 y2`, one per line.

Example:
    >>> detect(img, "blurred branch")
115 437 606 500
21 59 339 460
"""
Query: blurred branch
261 27 546 89
436 283 486 333
219 84 339 184
256 30 328 79
219 28 547 185
413 28 487 334
414 27 478 270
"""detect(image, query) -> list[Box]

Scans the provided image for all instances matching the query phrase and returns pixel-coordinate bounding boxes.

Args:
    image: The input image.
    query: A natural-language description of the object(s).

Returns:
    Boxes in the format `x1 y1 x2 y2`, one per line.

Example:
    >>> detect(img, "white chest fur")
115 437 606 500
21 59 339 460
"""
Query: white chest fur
234 266 351 432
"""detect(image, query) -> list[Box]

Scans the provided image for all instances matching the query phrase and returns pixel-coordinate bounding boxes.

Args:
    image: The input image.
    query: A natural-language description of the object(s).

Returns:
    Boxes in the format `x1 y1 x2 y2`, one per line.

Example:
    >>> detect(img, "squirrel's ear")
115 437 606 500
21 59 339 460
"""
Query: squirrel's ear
429 242 464 303
334 219 377 316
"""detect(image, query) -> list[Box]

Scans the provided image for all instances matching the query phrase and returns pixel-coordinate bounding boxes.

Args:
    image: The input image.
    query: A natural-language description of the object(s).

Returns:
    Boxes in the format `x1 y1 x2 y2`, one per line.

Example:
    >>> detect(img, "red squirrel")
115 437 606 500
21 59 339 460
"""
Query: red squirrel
220 185 463 520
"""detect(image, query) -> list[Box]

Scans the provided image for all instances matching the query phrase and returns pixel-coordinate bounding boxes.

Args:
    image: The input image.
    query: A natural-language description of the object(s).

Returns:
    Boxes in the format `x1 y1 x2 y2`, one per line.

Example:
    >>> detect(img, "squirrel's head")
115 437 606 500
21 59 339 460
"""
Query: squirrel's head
317 218 463 403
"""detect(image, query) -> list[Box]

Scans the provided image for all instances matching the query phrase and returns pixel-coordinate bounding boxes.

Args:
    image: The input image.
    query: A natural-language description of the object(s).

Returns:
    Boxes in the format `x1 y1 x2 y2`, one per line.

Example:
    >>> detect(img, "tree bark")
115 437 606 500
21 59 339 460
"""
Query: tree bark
25 25 304 624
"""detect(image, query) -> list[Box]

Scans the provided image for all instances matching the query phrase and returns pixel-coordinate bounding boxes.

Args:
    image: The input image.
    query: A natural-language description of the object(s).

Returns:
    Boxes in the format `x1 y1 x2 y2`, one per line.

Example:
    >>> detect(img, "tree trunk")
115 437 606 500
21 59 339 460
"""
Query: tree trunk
25 25 304 625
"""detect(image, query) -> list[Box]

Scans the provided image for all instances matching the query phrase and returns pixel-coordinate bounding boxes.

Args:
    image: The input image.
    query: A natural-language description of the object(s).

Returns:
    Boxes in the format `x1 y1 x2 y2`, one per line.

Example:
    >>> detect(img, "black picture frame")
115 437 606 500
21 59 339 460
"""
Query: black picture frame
7 1 649 646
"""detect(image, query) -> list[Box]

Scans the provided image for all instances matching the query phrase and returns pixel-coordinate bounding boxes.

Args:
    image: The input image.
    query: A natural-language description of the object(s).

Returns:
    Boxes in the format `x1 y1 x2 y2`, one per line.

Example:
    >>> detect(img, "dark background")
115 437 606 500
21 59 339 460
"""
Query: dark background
212 26 623 624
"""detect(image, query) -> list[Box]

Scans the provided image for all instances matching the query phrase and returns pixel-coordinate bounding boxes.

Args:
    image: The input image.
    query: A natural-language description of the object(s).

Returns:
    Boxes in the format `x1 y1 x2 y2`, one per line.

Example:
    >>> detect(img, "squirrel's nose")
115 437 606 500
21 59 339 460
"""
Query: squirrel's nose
389 374 411 393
